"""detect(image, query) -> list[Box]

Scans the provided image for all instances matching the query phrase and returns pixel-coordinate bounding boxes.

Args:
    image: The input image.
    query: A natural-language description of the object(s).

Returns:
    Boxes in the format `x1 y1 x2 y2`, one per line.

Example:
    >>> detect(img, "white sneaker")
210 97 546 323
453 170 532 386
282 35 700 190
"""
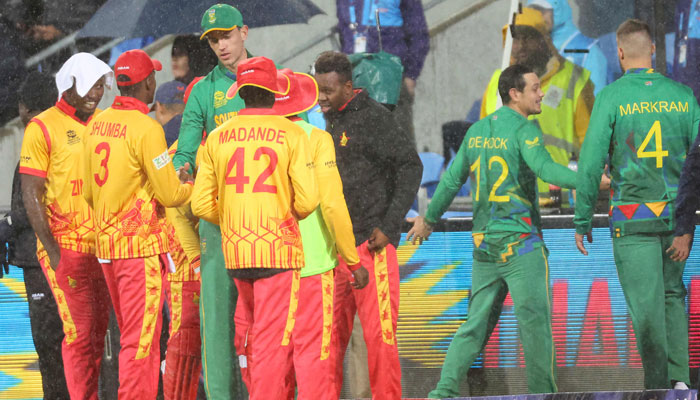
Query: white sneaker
674 381 689 390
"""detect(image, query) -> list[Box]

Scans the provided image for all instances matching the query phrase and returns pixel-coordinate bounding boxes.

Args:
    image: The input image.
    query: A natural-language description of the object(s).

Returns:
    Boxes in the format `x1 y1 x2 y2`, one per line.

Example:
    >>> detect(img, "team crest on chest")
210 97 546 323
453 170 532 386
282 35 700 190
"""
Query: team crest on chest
66 130 80 145
340 131 349 146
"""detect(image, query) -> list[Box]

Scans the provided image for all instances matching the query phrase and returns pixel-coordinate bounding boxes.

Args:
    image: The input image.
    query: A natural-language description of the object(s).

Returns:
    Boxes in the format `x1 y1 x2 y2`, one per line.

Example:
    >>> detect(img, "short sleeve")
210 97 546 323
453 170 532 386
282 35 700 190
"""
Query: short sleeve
19 119 51 177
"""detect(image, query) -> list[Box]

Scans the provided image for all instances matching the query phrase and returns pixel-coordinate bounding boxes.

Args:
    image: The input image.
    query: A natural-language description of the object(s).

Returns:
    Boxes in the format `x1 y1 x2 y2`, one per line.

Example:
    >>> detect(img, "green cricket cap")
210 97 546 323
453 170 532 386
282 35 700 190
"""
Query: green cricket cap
200 4 244 40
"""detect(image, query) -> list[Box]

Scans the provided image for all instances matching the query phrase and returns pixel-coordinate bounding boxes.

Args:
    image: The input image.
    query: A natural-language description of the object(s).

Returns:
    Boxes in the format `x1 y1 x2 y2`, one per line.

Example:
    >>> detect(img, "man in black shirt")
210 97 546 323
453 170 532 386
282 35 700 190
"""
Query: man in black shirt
314 50 422 399
0 71 69 399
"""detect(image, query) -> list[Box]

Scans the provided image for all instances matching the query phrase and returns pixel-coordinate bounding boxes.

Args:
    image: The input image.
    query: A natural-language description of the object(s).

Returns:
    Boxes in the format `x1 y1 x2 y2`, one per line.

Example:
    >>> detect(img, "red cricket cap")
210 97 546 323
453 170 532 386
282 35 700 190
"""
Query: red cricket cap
114 49 163 87
272 69 319 117
226 56 289 99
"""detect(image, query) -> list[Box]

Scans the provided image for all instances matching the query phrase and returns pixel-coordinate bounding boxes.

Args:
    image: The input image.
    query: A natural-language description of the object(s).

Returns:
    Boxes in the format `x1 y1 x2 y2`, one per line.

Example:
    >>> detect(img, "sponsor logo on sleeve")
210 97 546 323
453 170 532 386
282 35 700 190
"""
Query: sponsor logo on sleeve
152 150 171 170
525 137 540 148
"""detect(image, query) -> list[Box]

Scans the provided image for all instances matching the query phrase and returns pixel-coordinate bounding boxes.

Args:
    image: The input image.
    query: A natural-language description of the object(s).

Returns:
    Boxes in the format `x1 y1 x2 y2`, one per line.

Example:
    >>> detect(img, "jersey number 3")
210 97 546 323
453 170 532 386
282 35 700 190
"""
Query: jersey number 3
225 147 278 193
94 142 111 187
637 120 668 168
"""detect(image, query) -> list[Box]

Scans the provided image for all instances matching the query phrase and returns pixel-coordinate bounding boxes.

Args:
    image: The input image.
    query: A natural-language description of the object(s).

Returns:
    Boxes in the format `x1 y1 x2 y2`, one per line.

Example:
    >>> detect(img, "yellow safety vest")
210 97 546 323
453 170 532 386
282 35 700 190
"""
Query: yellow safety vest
481 61 591 196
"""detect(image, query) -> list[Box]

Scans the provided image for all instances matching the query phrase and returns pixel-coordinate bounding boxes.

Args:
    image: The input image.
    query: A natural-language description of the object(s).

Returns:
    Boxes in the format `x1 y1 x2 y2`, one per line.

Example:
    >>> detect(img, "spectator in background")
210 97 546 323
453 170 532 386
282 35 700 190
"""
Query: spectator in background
153 80 186 146
171 35 218 86
481 8 595 202
528 0 610 94
0 71 69 400
0 14 26 124
672 0 700 102
336 0 429 144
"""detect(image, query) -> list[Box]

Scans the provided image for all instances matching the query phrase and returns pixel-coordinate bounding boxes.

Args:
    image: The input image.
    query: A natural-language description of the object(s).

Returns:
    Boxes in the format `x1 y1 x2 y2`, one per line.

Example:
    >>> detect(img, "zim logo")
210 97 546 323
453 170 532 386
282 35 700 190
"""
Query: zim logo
66 130 80 145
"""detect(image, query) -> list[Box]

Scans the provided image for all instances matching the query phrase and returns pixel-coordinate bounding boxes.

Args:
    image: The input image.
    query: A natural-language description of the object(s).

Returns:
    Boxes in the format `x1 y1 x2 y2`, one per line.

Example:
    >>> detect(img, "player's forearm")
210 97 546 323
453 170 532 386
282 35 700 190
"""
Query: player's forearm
318 179 360 266
173 104 205 171
380 151 422 231
573 165 603 234
166 206 201 262
159 183 193 208
20 175 58 252
425 148 469 224
536 161 576 189
190 196 219 225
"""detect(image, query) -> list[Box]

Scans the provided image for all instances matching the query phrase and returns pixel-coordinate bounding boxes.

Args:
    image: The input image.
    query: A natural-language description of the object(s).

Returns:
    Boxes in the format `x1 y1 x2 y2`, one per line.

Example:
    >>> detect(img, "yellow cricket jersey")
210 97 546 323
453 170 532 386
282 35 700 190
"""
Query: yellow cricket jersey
191 108 319 270
164 141 201 282
296 118 360 269
83 96 193 260
163 208 200 282
19 99 100 258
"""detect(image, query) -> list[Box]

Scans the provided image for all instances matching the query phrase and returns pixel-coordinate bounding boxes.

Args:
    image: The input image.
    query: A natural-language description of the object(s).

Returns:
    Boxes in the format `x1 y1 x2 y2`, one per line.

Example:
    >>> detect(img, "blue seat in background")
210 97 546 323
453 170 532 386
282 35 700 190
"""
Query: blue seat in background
419 152 444 197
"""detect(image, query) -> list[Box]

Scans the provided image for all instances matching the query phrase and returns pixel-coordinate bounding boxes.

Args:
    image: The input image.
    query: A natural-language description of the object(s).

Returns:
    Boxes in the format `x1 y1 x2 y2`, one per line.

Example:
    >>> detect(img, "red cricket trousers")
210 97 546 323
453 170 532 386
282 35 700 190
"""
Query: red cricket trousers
233 270 300 400
39 248 110 400
101 254 167 399
334 242 401 399
163 278 202 400
284 269 337 399
236 270 337 400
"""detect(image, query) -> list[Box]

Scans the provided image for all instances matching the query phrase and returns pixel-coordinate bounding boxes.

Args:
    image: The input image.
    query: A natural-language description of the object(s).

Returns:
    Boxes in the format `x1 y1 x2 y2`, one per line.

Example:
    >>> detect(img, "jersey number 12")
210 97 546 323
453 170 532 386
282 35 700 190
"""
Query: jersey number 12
470 155 510 202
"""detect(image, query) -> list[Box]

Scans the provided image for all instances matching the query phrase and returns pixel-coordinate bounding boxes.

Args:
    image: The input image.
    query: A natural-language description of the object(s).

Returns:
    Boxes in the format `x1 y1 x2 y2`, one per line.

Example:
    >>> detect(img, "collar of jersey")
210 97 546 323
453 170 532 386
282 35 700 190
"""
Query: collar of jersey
238 107 280 116
55 97 93 126
625 68 654 75
338 89 363 112
111 96 150 114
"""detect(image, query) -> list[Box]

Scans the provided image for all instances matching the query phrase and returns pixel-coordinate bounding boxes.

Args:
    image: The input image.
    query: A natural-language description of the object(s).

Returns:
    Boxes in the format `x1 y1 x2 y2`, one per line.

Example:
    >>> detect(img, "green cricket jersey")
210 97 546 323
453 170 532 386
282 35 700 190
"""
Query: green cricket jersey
574 68 700 237
173 62 246 170
426 106 576 263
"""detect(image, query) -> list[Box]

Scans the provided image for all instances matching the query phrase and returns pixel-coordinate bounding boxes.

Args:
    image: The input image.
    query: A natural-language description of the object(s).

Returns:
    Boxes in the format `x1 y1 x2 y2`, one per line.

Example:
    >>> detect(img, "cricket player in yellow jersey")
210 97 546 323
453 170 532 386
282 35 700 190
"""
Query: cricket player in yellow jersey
162 203 202 400
232 68 370 399
161 77 205 400
191 56 318 400
82 50 194 399
20 53 113 400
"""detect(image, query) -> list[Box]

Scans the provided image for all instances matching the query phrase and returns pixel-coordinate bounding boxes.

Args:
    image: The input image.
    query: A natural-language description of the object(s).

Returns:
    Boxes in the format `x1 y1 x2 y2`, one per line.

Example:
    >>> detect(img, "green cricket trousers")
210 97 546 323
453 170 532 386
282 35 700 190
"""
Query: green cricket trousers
199 220 245 398
429 248 557 398
613 232 689 389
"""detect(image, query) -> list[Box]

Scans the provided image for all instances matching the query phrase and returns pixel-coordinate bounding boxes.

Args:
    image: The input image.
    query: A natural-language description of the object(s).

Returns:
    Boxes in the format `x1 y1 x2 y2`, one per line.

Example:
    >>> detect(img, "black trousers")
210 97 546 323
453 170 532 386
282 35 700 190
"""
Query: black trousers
22 266 70 399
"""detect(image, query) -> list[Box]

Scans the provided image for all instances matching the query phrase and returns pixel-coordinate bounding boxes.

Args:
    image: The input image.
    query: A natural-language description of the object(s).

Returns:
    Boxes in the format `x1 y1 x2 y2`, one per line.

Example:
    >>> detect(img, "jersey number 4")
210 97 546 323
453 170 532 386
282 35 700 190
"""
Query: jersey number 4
470 155 510 202
225 146 278 193
637 120 668 168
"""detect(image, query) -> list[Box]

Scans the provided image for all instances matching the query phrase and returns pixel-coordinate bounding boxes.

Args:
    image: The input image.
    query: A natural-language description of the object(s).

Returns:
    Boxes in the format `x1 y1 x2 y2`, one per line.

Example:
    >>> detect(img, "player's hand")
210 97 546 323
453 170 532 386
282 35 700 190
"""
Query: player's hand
599 171 611 191
575 231 593 256
406 216 433 245
178 162 194 184
350 266 369 289
667 233 693 262
367 227 390 253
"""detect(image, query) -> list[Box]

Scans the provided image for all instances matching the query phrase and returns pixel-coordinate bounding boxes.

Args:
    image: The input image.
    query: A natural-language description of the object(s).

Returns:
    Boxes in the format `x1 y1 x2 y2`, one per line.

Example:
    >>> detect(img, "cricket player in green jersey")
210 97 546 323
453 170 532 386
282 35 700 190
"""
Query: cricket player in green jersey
574 19 700 390
408 64 576 397
172 4 248 398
